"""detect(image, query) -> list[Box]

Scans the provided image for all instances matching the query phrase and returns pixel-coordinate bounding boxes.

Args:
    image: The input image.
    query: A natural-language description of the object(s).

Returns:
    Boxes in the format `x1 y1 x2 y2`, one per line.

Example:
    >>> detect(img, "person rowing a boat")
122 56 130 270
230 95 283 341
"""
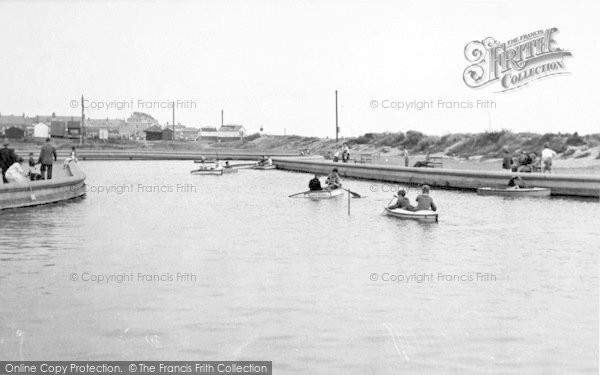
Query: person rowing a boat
507 176 528 189
387 189 414 210
325 168 342 190
413 185 437 211
224 161 232 168
308 174 322 191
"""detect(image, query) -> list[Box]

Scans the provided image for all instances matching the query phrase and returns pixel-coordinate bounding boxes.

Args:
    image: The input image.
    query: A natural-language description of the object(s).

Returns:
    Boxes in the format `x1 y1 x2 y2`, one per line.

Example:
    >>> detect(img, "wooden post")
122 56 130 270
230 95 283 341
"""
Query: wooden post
347 189 350 216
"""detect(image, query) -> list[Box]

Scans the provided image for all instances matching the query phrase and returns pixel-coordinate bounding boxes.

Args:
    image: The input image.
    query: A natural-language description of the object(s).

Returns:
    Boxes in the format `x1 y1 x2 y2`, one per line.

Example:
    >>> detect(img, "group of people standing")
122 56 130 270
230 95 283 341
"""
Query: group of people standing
502 143 557 173
333 144 350 163
0 138 59 184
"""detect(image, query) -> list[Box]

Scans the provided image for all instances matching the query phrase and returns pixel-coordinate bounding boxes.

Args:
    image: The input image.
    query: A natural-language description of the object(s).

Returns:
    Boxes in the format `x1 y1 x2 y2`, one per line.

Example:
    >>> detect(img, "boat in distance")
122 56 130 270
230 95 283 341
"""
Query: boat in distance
384 207 439 222
190 168 238 175
476 187 551 197
252 164 276 170
303 188 344 200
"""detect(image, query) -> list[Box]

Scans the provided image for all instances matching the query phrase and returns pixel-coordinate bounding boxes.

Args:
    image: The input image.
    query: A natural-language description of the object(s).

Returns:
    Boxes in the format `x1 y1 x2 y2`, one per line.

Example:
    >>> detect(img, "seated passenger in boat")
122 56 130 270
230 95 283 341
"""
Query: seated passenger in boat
5 158 28 183
507 176 528 189
308 174 322 191
413 185 437 211
213 161 223 170
267 156 273 165
388 189 414 210
224 161 232 168
257 156 268 166
325 168 342 189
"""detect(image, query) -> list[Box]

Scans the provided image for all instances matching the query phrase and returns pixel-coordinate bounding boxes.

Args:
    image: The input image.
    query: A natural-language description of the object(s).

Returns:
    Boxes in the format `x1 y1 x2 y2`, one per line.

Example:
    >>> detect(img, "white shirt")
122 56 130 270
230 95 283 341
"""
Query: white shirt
5 162 27 183
541 148 557 160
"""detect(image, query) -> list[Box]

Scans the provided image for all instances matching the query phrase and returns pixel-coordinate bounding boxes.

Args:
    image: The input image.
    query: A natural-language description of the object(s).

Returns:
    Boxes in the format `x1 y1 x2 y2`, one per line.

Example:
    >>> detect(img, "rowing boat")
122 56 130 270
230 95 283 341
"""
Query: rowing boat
477 187 551 197
190 168 224 175
384 208 439 222
190 167 239 175
303 188 344 200
193 159 216 163
252 164 276 170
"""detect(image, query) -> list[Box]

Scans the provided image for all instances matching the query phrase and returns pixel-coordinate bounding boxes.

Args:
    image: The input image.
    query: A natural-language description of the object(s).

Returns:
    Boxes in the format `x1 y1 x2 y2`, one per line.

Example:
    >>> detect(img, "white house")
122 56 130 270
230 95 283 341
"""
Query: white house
33 123 49 138
217 125 246 140
198 127 218 141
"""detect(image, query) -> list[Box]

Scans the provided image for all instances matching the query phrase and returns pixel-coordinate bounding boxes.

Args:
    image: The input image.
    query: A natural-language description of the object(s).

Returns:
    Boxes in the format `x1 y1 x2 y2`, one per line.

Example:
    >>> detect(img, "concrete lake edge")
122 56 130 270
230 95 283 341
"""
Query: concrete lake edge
272 157 600 199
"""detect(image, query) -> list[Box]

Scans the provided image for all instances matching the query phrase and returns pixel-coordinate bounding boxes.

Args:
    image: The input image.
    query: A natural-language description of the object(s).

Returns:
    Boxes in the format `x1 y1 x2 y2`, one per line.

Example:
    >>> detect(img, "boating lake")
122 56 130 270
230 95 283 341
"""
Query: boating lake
0 160 598 374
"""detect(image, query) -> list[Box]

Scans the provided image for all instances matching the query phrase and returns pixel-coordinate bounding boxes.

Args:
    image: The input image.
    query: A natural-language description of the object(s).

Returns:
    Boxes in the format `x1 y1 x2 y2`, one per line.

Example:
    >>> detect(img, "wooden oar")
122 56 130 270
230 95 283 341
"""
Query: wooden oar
341 187 363 198
382 196 396 214
289 190 311 198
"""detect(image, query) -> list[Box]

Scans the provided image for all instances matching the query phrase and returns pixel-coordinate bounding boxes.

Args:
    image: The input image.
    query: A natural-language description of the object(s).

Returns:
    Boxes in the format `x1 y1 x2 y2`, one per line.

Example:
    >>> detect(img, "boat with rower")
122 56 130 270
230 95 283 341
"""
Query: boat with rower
476 187 550 197
302 188 344 200
252 164 276 170
190 167 238 175
384 207 439 222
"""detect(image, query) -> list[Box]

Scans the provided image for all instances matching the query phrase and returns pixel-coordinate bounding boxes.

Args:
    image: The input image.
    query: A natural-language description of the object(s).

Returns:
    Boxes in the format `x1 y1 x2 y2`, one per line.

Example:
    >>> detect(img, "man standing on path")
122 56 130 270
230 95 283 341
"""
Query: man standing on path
541 143 557 173
38 138 57 180
0 141 18 183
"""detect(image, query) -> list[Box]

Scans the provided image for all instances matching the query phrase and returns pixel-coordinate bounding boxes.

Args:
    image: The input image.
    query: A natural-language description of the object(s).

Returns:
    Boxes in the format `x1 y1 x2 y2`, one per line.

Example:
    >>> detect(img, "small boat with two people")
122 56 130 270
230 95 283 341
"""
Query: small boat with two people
384 185 439 222
290 168 346 200
477 176 550 197
253 155 276 170
191 161 238 175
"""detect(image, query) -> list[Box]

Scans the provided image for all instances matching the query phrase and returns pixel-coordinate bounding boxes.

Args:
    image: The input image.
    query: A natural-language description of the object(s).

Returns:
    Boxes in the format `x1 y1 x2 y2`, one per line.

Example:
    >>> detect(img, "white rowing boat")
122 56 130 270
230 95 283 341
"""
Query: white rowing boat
190 168 238 175
252 164 276 170
303 188 344 200
384 207 439 222
477 187 550 197
190 169 223 175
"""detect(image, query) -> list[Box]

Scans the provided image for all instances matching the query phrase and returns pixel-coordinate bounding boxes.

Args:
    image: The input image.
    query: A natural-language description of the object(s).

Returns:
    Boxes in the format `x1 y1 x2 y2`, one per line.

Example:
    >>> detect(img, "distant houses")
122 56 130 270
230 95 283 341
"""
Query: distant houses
143 125 164 141
122 112 160 140
85 118 126 139
198 125 246 142
0 111 247 142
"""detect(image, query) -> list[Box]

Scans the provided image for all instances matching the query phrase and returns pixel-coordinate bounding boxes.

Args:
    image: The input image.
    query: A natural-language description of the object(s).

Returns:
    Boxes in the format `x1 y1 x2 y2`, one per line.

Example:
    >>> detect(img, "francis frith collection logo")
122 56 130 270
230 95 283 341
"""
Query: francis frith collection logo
463 28 572 92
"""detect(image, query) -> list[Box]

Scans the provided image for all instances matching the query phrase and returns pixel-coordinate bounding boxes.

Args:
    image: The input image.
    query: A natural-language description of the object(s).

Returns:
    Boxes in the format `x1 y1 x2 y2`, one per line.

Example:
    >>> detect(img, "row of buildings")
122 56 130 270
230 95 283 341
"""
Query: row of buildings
0 112 247 142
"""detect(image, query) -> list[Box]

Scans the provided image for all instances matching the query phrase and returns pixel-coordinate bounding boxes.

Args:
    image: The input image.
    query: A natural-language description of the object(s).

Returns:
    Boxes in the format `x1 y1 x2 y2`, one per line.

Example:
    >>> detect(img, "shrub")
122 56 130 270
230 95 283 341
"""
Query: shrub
244 133 261 142
575 151 591 159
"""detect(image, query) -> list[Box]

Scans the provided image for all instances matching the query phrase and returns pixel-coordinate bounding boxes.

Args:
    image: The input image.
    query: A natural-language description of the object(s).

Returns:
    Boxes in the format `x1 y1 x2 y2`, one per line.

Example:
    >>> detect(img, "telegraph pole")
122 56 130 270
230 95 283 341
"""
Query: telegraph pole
335 90 339 142
81 95 85 145
172 101 175 141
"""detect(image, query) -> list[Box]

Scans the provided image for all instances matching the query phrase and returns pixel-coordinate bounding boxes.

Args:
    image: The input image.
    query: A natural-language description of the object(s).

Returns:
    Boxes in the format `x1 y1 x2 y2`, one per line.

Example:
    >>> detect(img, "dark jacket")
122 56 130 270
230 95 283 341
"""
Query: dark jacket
502 156 512 169
0 147 17 169
38 143 57 165
308 178 322 191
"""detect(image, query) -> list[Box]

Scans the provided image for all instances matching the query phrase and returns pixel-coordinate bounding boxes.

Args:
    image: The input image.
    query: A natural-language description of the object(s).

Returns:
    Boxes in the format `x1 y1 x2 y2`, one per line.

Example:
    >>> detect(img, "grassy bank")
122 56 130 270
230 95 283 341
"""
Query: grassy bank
6 129 600 174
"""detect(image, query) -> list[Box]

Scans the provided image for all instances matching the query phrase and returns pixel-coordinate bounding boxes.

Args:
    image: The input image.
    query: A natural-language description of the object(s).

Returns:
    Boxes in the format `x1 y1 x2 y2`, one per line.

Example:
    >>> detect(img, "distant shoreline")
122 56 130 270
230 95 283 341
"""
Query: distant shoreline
6 133 600 175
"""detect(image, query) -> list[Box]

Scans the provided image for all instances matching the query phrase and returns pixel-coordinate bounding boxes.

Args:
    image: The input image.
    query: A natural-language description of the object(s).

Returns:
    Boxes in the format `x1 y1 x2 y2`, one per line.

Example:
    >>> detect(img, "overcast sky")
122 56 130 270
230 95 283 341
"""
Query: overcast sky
0 0 598 137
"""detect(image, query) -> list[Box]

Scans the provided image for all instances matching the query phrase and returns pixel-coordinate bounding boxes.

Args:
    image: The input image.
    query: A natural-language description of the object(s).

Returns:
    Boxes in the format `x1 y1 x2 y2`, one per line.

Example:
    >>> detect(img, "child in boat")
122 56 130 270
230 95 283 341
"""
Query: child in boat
308 174 322 191
325 168 342 189
412 185 437 211
388 189 413 210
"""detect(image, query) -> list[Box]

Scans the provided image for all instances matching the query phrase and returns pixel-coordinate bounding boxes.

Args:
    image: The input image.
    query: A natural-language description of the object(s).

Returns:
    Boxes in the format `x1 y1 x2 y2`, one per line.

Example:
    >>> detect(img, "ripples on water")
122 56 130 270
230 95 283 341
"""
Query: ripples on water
0 161 597 374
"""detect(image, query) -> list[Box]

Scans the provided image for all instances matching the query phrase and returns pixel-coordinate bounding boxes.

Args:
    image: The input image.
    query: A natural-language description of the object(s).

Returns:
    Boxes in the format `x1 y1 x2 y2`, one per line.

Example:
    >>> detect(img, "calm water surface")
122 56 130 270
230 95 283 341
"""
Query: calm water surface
0 160 598 374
